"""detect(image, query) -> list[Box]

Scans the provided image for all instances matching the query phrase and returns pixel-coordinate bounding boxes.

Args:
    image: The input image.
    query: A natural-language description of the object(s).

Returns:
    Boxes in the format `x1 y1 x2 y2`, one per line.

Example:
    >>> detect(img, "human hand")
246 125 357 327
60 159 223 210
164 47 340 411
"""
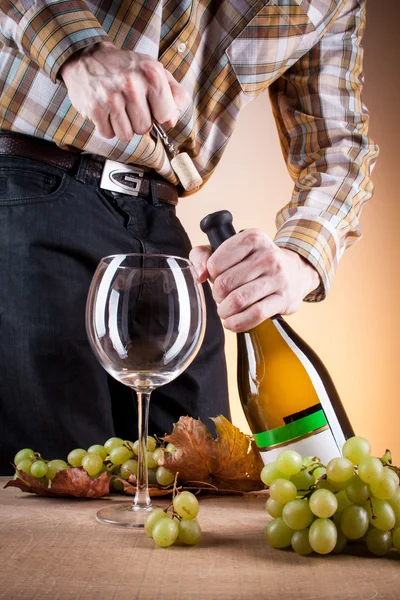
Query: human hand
190 229 321 332
59 41 191 140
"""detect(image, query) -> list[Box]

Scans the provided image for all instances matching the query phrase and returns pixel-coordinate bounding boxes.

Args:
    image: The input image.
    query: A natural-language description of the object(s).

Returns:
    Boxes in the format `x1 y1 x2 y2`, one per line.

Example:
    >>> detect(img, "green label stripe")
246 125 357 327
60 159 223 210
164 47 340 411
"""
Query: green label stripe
254 410 328 448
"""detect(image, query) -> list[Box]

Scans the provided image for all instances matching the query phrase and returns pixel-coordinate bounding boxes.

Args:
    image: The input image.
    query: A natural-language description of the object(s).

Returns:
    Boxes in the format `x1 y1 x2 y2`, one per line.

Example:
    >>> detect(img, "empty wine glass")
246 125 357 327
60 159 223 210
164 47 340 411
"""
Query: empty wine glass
86 254 206 527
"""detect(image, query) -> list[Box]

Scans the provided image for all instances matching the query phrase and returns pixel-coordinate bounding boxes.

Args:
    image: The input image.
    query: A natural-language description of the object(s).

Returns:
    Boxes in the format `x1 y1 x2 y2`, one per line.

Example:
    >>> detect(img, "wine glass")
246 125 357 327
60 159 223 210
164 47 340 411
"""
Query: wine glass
85 254 206 527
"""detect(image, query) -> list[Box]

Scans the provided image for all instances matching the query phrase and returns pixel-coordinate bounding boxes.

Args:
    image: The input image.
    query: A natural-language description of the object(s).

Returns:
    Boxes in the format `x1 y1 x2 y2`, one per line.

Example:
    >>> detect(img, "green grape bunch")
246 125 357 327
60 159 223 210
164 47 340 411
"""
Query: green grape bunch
261 437 400 556
13 436 177 491
144 490 202 548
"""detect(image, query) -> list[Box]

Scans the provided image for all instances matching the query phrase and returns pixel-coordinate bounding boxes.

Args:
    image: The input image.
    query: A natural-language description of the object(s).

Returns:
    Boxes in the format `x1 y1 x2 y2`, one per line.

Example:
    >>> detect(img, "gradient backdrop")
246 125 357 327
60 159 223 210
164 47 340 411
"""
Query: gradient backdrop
177 1 400 461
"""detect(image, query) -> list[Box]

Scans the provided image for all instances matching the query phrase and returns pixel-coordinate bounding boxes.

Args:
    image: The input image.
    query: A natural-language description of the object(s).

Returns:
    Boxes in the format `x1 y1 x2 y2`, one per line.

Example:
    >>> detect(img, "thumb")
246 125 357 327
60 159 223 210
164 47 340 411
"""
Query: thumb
189 245 212 283
164 69 192 125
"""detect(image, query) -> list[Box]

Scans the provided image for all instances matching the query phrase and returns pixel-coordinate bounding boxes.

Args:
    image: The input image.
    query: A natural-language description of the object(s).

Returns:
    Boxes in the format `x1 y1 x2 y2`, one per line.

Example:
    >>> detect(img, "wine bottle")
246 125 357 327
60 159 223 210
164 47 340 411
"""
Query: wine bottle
200 210 354 464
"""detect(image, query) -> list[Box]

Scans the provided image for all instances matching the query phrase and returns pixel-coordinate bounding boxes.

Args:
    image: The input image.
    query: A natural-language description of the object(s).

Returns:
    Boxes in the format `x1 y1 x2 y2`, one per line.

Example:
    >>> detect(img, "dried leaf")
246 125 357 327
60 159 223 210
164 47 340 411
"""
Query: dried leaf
161 415 265 492
4 468 110 498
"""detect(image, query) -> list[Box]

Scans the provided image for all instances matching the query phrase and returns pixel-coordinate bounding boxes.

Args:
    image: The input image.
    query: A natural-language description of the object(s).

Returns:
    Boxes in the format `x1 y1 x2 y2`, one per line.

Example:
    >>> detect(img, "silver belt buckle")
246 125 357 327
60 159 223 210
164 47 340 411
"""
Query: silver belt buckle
100 159 144 196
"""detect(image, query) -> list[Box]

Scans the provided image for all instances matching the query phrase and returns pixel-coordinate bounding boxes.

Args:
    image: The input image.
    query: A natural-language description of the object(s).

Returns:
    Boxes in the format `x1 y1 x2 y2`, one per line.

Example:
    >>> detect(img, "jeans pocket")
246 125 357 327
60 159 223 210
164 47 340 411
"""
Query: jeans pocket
0 159 69 206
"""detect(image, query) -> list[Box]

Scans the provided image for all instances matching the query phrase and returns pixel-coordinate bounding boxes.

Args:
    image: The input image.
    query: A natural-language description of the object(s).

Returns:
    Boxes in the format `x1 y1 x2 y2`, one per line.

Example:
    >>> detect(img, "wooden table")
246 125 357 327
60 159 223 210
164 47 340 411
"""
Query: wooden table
1 478 399 600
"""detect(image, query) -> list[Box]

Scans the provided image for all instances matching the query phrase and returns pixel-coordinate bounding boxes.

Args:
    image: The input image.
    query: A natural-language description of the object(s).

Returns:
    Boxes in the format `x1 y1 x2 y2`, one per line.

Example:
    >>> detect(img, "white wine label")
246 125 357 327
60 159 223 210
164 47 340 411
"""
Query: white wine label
258 427 341 465
273 319 347 451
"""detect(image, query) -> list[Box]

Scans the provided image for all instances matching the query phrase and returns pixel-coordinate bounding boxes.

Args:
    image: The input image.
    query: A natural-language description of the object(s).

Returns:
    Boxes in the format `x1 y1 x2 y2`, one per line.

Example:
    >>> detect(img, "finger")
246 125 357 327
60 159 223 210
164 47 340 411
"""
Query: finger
164 70 192 127
207 229 275 280
109 94 134 141
91 106 115 139
189 245 212 283
212 251 270 303
223 294 283 333
217 276 277 320
145 63 179 124
125 95 153 136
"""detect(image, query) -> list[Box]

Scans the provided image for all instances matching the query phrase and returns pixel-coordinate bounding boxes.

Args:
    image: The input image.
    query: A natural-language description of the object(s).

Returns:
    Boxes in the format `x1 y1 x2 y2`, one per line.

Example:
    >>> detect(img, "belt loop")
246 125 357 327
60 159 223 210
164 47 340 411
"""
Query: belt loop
150 178 161 206
75 153 91 183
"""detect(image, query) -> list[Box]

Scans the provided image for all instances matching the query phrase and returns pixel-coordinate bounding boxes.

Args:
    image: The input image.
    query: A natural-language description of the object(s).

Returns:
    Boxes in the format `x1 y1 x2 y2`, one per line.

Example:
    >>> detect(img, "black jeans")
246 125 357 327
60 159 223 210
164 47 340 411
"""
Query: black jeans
0 152 230 475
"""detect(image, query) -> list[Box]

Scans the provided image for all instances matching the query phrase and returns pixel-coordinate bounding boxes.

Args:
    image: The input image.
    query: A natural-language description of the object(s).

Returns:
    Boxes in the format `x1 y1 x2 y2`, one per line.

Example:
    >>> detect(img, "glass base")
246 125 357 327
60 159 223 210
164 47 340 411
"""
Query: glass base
96 502 154 528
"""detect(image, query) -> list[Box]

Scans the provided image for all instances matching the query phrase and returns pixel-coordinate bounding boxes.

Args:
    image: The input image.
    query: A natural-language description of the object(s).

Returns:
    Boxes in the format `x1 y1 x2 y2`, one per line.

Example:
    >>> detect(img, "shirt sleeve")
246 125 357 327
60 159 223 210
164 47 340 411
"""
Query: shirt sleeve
268 0 379 302
0 0 109 82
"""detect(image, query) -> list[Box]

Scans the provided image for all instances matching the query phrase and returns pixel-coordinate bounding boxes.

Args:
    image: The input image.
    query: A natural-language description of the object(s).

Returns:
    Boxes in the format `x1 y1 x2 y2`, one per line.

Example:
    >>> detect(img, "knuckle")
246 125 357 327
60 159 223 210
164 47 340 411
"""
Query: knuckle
230 291 245 311
214 273 231 300
144 62 164 88
243 229 268 248
253 302 265 323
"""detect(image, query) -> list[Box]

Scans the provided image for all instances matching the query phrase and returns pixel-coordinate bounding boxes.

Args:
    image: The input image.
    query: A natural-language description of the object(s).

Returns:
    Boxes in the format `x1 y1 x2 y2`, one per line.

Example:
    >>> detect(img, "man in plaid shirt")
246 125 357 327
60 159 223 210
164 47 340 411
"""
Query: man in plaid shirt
0 0 378 473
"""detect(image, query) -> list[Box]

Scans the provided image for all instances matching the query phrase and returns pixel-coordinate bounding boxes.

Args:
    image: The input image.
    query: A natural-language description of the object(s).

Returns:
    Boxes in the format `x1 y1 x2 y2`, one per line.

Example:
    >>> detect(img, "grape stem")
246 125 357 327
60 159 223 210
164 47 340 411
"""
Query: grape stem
367 497 377 520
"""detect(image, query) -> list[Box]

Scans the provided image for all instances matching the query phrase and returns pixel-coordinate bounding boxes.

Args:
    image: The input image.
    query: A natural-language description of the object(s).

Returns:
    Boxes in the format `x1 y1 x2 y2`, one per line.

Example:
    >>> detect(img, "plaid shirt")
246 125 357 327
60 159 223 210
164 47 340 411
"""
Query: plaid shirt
0 0 379 300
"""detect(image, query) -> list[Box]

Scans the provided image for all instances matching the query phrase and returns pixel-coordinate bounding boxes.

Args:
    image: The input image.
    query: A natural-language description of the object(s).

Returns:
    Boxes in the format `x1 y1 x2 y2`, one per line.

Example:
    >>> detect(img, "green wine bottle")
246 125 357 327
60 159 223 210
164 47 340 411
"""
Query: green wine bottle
200 210 354 464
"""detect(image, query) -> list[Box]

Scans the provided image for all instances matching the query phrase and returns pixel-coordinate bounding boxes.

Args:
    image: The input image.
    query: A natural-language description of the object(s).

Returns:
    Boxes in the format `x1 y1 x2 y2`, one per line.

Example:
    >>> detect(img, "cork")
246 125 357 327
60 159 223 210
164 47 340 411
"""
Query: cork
171 152 203 192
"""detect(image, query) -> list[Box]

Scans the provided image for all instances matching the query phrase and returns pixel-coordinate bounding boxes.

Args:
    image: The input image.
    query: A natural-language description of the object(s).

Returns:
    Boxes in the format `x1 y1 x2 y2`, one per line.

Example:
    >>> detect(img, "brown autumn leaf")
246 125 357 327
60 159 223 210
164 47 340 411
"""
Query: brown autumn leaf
5 468 110 498
161 415 265 492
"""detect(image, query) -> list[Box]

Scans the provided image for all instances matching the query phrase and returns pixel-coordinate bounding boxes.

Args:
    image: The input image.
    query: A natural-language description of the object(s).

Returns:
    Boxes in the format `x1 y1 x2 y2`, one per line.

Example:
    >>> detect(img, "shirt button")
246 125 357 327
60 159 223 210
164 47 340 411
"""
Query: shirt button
177 42 187 54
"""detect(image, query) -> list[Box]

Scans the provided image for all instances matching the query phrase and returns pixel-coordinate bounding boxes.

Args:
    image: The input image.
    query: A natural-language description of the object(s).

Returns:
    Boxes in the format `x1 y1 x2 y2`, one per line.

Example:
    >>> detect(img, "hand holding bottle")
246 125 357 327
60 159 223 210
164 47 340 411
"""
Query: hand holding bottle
190 228 320 332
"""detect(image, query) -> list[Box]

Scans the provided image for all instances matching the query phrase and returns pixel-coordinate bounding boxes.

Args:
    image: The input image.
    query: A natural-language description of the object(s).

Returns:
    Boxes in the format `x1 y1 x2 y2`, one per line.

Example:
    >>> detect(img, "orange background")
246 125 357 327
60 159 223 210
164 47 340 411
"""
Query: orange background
178 2 400 462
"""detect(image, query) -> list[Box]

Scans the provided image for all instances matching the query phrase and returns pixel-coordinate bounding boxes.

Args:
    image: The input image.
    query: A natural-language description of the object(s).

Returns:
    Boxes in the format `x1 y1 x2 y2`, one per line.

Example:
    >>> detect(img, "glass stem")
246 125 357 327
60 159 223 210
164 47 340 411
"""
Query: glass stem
133 390 151 510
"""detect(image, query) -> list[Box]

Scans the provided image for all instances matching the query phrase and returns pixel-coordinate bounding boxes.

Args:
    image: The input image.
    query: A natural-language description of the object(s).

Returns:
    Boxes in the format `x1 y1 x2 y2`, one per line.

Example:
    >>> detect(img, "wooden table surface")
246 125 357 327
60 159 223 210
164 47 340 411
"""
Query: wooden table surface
0 477 399 600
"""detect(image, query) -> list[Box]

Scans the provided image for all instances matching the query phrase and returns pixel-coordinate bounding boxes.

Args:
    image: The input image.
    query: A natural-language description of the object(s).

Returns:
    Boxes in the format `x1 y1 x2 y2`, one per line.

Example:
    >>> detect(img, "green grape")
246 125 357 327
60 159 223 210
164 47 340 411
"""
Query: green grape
269 479 297 505
152 517 179 547
291 529 313 555
392 527 400 551
313 467 326 481
87 445 108 460
264 518 294 549
336 490 352 514
332 530 347 554
340 505 369 539
316 478 336 492
309 489 338 519
282 499 314 530
370 469 398 500
265 498 284 519
104 437 124 453
173 491 199 520
14 448 35 464
120 459 138 480
308 519 337 554
46 459 68 480
326 457 354 483
67 448 87 467
276 450 302 476
358 456 384 485
148 468 158 484
260 462 288 486
165 443 177 453
342 436 371 465
81 453 104 477
30 460 48 478
132 440 140 456
112 479 124 491
345 475 370 505
366 528 392 556
147 451 158 469
178 519 202 545
16 459 33 474
384 467 400 487
366 498 396 531
156 466 175 486
290 469 315 492
109 446 133 466
147 436 157 453
388 488 400 526
153 448 164 464
144 508 167 537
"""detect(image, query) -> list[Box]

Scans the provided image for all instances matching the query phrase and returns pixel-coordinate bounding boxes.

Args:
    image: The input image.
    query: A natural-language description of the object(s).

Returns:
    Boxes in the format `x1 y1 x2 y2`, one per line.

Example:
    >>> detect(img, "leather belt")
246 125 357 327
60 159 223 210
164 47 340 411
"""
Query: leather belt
0 133 179 206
